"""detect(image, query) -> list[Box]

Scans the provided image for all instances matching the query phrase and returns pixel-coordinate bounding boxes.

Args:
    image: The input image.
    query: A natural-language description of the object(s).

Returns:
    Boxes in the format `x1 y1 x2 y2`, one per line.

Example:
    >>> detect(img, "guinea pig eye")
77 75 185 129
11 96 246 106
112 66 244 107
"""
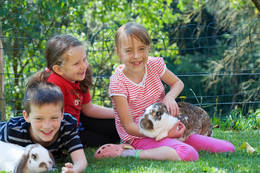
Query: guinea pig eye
156 112 161 116
31 153 38 160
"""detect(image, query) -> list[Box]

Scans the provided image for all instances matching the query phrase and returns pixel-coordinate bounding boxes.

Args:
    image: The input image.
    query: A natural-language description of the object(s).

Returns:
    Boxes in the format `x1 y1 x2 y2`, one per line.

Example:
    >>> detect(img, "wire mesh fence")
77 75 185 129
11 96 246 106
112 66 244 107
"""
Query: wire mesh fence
0 19 259 120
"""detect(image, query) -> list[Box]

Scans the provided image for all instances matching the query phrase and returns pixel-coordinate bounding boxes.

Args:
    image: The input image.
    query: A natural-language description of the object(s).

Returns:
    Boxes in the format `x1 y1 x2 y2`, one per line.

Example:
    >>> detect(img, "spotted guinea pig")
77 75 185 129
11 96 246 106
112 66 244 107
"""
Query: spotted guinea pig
139 102 212 141
0 141 55 173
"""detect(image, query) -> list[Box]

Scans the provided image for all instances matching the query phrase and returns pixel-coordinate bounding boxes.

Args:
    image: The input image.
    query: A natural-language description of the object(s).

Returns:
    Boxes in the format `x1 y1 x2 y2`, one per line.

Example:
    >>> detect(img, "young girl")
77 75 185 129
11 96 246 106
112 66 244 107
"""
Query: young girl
35 34 119 147
0 80 87 173
94 22 235 161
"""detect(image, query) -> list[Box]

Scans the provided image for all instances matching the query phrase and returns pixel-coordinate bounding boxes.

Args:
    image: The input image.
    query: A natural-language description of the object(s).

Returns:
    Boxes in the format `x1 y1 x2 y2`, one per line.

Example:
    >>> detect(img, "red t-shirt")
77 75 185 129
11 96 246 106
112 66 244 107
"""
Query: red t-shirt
47 73 91 123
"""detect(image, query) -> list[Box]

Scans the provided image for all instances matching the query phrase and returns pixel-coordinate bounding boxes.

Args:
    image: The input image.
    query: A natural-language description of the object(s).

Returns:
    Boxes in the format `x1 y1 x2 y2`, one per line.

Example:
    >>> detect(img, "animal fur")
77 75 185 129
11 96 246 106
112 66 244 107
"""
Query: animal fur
0 141 55 173
139 102 212 141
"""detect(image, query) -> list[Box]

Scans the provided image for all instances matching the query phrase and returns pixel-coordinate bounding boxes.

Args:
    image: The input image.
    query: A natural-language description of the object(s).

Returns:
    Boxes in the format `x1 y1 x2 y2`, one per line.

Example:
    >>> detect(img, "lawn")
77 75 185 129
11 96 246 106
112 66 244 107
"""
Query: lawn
1 129 259 173
76 129 260 173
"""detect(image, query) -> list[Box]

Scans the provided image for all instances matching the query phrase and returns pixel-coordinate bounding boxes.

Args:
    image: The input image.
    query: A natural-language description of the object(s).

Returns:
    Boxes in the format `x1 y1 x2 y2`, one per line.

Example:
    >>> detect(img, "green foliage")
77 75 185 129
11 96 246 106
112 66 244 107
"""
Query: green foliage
1 0 187 117
1 0 90 116
213 108 260 130
204 0 260 111
1 0 259 119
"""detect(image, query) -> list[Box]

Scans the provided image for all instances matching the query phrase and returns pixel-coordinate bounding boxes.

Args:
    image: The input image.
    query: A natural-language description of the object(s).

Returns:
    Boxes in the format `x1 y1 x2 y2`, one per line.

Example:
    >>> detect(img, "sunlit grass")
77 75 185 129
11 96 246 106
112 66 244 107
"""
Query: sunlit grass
51 129 260 173
1 129 259 173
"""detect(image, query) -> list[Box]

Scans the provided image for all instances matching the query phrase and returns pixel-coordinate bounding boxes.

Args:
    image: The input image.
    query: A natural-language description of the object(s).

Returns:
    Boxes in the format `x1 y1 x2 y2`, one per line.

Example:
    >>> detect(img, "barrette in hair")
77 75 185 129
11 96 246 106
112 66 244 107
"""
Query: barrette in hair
45 67 50 72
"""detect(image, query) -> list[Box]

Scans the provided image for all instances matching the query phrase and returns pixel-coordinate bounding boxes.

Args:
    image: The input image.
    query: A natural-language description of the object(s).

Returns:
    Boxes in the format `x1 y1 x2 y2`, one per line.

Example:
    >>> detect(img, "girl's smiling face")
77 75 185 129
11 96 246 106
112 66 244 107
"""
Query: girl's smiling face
117 34 150 75
23 102 63 146
55 45 89 83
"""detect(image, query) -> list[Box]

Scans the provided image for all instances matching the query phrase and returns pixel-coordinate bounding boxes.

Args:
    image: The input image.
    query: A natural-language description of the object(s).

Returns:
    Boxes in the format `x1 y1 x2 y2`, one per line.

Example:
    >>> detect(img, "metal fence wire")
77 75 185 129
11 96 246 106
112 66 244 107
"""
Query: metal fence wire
0 20 259 120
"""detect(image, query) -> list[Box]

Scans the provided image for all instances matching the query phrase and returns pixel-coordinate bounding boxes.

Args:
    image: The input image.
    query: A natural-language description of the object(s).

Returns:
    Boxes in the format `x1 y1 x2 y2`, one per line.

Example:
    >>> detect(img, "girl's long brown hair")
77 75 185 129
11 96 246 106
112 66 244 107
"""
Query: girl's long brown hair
36 34 92 92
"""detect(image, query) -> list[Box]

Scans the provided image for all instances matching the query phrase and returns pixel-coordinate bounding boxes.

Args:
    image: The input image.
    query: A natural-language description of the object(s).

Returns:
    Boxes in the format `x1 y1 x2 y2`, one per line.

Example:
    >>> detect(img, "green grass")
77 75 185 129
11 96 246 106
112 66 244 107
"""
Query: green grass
1 129 259 173
53 129 260 173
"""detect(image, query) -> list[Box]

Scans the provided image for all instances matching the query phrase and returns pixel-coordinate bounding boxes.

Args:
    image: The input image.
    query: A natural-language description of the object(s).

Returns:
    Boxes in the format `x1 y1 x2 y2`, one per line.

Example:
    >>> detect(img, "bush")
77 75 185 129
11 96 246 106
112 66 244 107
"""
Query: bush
213 108 260 130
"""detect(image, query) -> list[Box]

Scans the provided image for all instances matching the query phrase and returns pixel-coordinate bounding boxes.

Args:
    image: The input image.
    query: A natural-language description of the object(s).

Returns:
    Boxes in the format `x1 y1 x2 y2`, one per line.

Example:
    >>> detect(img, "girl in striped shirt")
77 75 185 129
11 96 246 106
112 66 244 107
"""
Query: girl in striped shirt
95 22 234 161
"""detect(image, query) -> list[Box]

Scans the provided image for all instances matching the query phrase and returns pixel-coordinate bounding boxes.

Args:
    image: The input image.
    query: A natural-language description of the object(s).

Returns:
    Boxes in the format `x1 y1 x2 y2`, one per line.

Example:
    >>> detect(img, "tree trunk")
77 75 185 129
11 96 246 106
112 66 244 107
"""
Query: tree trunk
0 22 6 121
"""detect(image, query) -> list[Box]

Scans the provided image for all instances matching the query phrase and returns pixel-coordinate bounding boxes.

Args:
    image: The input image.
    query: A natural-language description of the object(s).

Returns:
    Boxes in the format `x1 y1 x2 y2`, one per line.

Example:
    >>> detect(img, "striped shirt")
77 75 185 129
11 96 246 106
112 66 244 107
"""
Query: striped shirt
0 113 83 159
109 57 166 144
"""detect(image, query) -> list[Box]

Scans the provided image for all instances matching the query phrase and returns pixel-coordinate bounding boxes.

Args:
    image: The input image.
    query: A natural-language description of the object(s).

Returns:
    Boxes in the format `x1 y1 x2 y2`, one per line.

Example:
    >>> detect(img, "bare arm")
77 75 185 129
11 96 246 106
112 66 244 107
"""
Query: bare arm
62 149 87 173
161 69 184 116
112 95 145 137
82 102 114 119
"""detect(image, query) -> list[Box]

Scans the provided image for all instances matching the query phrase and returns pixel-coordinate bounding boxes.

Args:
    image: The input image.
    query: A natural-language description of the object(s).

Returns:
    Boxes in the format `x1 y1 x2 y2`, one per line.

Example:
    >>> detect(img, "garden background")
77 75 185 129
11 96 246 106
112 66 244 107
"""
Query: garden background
1 0 260 172
1 0 259 124
0 0 260 129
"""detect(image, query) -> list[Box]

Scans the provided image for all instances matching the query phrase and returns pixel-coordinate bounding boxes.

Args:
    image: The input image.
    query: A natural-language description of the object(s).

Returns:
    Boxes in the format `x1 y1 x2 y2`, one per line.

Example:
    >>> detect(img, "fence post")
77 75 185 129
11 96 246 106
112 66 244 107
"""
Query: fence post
0 22 6 121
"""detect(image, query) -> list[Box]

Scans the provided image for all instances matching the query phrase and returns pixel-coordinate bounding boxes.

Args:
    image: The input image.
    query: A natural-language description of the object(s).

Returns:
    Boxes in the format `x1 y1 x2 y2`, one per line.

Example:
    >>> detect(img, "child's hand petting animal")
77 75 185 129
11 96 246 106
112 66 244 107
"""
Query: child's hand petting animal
139 102 181 141
167 120 186 138
139 102 212 141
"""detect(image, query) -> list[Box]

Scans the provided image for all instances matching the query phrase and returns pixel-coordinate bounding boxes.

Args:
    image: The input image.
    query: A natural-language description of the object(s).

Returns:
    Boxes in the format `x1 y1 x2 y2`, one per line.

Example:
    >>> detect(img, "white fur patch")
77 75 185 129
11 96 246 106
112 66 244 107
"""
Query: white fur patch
139 103 179 141
0 141 54 173
140 102 212 142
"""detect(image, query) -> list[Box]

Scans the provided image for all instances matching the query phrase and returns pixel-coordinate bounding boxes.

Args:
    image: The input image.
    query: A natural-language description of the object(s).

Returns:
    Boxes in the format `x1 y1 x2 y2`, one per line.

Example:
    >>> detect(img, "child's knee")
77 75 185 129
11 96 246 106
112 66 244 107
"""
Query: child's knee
178 146 199 161
209 141 235 153
229 143 235 152
222 141 235 153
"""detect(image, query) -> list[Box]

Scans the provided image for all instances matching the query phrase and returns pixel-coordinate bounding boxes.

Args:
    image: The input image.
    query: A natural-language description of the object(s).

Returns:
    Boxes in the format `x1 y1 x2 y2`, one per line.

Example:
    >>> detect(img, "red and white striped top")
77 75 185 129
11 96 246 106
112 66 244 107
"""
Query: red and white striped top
109 57 167 144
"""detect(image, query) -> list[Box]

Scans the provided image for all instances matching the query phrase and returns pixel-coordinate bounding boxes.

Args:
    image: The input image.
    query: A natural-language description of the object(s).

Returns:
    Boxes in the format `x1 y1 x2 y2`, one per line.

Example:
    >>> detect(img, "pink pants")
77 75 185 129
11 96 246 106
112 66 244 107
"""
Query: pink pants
132 134 235 161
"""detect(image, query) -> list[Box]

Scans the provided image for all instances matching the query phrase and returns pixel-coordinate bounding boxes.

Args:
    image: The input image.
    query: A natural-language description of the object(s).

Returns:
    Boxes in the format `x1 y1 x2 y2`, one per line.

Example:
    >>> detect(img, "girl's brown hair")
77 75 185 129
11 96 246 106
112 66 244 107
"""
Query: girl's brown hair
36 34 92 92
115 22 151 48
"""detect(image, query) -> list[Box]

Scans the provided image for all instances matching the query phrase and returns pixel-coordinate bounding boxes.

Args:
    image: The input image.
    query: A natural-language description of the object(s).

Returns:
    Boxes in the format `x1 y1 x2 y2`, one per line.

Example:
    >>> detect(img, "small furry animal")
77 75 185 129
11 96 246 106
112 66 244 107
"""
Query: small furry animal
0 141 55 173
139 102 212 141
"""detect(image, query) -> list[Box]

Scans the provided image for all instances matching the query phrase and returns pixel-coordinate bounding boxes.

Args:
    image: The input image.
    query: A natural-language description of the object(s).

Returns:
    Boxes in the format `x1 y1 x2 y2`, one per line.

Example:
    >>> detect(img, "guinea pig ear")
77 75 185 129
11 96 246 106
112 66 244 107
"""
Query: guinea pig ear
156 102 168 114
160 103 168 112
49 151 56 167
140 115 154 130
14 151 30 173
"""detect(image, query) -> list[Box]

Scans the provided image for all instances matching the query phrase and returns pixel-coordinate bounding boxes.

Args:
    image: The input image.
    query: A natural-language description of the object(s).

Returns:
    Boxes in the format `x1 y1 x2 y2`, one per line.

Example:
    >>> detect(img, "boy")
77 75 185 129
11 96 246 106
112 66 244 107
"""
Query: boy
0 81 87 173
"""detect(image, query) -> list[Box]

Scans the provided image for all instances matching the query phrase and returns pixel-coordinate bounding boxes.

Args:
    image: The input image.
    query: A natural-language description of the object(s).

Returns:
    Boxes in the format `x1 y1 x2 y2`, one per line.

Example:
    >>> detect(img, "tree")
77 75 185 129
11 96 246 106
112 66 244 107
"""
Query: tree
1 0 89 113
204 0 260 112
0 22 5 120
1 0 180 116
252 0 260 11
1 0 259 118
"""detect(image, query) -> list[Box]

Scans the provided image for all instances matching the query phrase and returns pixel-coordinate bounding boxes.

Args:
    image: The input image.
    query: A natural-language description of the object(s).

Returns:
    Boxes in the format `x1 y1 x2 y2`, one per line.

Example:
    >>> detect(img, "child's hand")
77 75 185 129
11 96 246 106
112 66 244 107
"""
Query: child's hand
168 120 186 138
162 97 179 116
62 162 76 173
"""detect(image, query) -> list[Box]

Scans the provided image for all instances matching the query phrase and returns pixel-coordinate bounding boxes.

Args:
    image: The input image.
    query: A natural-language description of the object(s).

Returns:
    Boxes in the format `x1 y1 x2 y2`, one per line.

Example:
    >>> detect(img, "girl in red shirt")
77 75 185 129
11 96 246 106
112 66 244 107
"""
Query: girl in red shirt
34 34 120 147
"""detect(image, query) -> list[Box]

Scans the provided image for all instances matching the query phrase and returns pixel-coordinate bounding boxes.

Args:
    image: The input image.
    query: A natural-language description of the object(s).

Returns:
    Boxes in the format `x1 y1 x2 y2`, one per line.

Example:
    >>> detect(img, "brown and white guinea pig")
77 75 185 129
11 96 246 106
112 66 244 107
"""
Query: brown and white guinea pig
139 102 212 141
0 141 55 173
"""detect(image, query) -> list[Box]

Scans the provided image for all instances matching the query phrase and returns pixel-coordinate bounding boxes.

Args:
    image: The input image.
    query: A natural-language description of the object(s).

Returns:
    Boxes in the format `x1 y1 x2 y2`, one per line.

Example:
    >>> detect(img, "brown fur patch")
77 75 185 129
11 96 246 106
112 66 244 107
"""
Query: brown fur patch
140 114 154 130
151 103 167 121
177 102 212 141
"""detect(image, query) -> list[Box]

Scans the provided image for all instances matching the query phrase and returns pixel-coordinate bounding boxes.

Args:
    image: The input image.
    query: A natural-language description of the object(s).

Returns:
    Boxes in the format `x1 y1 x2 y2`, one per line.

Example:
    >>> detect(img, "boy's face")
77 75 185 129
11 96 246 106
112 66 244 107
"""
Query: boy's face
23 103 63 146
